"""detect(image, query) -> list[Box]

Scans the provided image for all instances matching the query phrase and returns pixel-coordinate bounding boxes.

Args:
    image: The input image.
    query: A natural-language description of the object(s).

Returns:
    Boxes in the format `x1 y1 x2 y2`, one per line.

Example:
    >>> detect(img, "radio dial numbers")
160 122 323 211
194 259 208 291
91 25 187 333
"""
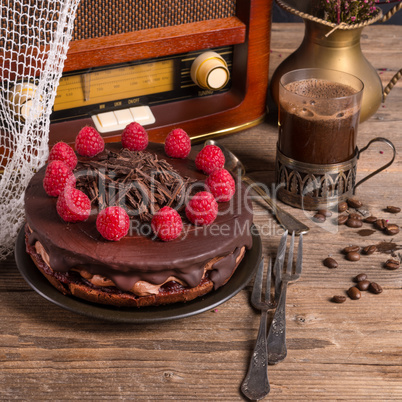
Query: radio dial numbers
191 51 229 91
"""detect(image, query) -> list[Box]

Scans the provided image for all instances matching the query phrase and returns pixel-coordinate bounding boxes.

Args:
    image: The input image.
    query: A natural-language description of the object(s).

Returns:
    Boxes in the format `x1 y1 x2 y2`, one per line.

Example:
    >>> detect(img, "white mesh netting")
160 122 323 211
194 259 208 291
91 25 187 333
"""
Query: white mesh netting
0 0 80 259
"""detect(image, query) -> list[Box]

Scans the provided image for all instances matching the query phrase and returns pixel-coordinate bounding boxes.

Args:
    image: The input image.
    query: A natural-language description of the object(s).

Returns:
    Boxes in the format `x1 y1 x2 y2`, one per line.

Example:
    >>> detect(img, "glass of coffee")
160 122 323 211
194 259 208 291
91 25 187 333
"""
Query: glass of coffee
278 68 364 165
275 68 367 210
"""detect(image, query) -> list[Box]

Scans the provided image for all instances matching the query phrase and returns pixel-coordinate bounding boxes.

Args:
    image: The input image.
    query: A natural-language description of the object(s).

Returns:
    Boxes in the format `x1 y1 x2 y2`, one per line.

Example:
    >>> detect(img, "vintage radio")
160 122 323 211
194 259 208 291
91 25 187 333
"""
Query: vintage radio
24 0 273 145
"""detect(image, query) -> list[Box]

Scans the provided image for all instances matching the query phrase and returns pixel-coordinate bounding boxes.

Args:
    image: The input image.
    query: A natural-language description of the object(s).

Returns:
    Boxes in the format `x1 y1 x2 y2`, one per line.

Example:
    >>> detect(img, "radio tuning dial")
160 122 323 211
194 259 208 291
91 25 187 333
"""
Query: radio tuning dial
8 82 43 121
191 51 229 91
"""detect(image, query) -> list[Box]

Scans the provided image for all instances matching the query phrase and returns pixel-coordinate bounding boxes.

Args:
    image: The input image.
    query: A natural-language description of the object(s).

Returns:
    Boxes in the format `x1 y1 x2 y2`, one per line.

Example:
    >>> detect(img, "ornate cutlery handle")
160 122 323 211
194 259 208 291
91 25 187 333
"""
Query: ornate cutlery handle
241 311 270 400
267 282 288 365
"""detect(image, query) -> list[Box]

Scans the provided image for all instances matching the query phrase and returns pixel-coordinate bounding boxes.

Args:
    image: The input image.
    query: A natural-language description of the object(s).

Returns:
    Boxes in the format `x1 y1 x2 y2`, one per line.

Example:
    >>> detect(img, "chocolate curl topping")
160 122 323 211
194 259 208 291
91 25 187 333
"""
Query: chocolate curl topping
75 148 197 221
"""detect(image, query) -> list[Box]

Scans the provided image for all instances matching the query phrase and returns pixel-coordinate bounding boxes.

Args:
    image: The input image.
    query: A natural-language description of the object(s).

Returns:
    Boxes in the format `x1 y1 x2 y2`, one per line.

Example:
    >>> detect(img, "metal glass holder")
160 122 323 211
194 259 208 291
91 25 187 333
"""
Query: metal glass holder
275 137 396 211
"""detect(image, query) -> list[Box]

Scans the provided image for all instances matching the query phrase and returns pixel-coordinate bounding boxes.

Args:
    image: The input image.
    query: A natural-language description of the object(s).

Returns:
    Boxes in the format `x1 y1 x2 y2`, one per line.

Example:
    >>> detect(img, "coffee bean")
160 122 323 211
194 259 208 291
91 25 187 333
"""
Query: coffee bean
312 213 326 223
318 209 332 217
346 218 363 228
363 215 377 223
337 214 348 225
347 286 361 300
384 259 400 270
332 295 346 303
343 245 360 254
349 212 363 221
338 201 348 213
385 205 401 214
346 251 360 261
357 280 371 291
374 219 388 230
385 223 400 236
323 257 338 268
347 198 363 209
354 273 367 282
369 282 383 294
362 245 377 255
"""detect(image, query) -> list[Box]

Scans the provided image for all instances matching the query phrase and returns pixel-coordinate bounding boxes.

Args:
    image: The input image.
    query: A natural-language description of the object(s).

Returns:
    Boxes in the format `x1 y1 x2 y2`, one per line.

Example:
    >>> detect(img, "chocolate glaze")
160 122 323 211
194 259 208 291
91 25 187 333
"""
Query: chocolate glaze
25 143 253 292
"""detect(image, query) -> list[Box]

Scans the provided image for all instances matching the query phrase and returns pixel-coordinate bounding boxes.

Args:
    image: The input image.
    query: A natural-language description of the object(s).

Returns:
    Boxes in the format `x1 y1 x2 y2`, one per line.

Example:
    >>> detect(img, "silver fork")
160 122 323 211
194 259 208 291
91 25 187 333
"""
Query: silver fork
267 231 303 365
240 257 274 400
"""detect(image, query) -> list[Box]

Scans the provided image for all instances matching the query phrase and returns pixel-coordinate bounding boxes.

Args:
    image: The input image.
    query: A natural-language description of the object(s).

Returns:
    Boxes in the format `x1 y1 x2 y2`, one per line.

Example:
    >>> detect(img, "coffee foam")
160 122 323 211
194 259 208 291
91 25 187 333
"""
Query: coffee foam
285 79 357 99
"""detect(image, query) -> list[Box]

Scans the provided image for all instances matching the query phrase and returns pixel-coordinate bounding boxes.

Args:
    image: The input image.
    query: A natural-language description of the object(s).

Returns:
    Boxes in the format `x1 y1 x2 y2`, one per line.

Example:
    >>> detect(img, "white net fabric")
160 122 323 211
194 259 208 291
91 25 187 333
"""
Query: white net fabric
0 0 80 259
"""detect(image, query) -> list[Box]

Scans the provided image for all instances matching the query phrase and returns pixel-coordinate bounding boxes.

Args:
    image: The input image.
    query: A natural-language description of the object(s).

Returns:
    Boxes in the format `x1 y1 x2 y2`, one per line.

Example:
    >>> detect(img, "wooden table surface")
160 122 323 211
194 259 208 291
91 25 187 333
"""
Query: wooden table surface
1 23 402 400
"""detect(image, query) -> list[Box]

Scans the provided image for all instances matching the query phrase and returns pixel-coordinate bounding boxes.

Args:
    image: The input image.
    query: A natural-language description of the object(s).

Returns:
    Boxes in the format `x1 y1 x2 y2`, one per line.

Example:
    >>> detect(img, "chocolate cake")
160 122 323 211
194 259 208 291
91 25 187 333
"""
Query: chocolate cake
24 142 253 307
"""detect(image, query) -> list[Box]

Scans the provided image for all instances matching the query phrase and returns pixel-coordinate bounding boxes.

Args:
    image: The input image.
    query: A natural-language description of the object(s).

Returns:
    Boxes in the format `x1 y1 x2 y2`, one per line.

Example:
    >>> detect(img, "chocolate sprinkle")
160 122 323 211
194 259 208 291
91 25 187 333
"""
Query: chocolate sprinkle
75 148 197 221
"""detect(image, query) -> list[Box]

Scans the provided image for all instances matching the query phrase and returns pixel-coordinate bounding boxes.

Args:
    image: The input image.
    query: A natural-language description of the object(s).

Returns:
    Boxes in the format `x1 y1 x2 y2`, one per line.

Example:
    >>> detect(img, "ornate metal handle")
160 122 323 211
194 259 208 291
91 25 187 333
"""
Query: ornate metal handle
241 310 270 400
354 137 396 193
267 282 288 365
242 176 309 235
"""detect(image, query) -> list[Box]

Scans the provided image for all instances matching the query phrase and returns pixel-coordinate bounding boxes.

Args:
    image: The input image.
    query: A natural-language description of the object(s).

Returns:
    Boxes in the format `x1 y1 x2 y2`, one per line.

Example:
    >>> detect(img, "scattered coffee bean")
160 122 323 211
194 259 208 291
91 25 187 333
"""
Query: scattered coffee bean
357 280 371 291
384 259 400 270
323 257 338 268
346 218 363 228
347 198 363 209
385 205 401 214
346 251 360 261
337 214 349 225
354 273 367 282
332 295 346 303
362 245 377 255
347 286 361 300
312 213 326 223
369 282 383 294
374 219 388 230
363 215 377 224
338 201 348 213
318 209 332 217
385 223 400 236
343 245 360 254
349 212 363 221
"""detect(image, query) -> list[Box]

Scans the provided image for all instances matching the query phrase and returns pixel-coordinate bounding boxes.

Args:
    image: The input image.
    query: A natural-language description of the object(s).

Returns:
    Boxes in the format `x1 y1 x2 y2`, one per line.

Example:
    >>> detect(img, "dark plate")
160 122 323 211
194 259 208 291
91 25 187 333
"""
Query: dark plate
14 225 262 323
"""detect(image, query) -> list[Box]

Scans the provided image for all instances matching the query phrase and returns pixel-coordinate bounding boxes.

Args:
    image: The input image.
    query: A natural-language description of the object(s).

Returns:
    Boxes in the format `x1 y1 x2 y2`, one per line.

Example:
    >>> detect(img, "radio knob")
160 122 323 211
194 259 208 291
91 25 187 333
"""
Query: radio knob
8 82 43 121
191 51 229 90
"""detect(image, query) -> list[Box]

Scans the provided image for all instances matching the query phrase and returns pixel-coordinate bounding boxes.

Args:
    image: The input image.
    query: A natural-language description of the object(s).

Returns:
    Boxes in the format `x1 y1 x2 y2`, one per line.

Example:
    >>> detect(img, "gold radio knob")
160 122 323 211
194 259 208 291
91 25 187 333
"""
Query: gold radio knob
191 51 229 90
8 82 43 121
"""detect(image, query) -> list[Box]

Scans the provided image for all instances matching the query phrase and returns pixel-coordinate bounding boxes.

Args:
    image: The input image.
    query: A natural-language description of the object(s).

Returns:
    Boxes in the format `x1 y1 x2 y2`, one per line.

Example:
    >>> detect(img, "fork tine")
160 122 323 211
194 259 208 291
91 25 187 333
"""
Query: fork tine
264 257 272 302
295 233 303 275
251 258 264 307
273 230 288 297
286 231 295 274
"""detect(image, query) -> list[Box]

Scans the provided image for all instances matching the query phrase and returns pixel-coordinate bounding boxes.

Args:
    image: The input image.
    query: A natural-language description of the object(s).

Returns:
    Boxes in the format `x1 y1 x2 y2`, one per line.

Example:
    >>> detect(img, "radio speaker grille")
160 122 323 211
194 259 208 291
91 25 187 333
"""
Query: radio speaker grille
73 0 237 40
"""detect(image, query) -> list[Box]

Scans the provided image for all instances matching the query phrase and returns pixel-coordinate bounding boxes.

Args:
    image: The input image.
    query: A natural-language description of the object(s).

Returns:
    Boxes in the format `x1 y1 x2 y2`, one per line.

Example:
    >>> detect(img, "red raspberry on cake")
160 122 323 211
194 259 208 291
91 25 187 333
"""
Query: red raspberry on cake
195 145 225 174
185 191 218 226
205 168 235 202
43 160 76 197
75 126 105 157
121 122 148 151
96 206 130 241
164 128 191 158
151 206 183 241
56 187 91 223
48 142 77 170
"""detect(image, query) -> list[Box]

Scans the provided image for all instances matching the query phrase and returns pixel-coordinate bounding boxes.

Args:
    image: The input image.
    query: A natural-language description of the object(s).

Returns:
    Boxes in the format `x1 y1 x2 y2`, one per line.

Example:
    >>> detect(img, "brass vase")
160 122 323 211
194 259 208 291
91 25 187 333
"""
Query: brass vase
270 18 382 122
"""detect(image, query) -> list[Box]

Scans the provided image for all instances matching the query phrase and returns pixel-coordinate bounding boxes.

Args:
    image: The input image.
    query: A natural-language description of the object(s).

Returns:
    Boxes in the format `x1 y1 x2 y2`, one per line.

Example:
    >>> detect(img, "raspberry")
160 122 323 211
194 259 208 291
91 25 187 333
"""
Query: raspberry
185 191 218 226
48 142 78 170
151 206 183 241
56 187 91 222
75 126 105 157
205 168 236 202
164 128 191 158
195 145 225 174
96 206 130 241
43 160 76 197
121 122 148 151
